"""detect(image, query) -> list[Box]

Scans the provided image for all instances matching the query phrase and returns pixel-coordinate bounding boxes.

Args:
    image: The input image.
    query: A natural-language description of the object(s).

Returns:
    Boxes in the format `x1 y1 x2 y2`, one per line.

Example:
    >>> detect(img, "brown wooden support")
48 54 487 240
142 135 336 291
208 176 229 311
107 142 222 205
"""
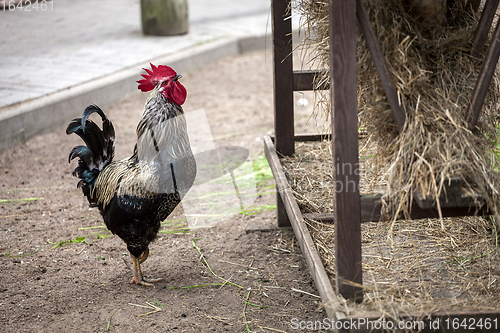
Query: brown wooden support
304 193 489 223
293 70 329 91
276 191 291 227
267 0 499 319
272 0 294 156
344 310 500 332
356 0 406 132
294 132 331 141
470 0 482 12
414 177 485 209
466 7 500 127
263 136 346 320
471 0 500 58
329 0 363 302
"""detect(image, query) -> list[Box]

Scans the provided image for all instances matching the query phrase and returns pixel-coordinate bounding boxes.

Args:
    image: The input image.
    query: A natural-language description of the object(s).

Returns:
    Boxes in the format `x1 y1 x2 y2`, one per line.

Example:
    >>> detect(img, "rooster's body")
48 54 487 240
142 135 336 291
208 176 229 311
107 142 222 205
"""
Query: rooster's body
67 65 196 286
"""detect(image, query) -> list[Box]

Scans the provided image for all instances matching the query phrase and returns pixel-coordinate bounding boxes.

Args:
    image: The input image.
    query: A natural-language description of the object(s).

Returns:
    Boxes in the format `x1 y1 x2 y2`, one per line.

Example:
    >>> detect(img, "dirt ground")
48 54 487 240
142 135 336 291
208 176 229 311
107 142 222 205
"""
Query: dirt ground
0 50 328 332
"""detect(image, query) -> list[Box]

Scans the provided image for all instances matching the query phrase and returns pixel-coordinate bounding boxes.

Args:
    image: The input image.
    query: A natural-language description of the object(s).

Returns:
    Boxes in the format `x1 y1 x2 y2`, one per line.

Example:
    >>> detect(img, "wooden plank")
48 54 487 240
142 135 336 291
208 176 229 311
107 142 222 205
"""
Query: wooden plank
405 202 490 220
356 0 406 132
304 194 490 223
263 136 346 321
470 0 482 12
293 69 329 91
466 6 500 127
265 135 291 228
294 133 331 142
471 0 500 58
276 187 291 227
293 132 366 142
272 0 294 156
329 0 363 302
304 193 383 223
342 310 500 332
414 177 485 209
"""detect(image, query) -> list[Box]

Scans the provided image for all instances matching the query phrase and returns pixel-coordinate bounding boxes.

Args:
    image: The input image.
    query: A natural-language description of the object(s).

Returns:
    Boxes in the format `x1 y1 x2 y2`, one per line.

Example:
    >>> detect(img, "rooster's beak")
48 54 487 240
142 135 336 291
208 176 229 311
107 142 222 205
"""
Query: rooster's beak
173 74 182 81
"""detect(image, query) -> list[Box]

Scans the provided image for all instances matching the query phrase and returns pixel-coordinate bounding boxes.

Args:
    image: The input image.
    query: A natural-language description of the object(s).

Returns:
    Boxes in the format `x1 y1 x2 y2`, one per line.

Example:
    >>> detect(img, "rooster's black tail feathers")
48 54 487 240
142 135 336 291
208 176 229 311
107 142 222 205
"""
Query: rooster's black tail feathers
67 105 115 199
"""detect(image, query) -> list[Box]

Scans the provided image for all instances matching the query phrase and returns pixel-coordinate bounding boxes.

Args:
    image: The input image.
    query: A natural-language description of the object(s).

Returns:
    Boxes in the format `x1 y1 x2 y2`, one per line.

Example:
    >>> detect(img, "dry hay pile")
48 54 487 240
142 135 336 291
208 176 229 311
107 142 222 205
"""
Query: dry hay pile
309 214 500 317
282 140 500 316
281 136 384 213
294 0 500 222
284 0 500 319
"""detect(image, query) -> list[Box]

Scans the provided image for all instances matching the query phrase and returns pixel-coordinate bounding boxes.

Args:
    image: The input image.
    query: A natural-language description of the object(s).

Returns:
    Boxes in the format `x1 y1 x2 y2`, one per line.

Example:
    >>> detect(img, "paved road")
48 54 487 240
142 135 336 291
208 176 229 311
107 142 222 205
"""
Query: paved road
0 0 272 109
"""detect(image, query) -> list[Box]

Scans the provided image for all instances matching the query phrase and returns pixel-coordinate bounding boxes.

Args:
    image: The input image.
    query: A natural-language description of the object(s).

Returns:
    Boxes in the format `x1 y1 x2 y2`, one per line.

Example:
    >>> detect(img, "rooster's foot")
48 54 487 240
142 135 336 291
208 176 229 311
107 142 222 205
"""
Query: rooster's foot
129 275 163 287
122 254 163 287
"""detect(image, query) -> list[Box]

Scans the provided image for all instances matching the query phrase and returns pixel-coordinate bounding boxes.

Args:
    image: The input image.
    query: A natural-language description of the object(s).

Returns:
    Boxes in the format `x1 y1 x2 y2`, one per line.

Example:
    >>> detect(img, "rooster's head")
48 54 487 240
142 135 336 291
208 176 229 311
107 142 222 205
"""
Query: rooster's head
137 63 187 105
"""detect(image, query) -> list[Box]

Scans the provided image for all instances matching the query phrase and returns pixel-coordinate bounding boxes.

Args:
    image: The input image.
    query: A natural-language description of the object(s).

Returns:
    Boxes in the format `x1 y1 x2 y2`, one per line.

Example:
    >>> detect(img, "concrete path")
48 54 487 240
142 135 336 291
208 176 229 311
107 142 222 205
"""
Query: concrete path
0 0 271 109
0 0 296 152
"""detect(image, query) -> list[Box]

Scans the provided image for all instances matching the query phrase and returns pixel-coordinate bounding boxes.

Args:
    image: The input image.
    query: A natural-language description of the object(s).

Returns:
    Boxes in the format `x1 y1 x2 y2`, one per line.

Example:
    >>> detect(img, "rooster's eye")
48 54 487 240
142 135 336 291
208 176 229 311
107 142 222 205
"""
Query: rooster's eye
162 81 168 85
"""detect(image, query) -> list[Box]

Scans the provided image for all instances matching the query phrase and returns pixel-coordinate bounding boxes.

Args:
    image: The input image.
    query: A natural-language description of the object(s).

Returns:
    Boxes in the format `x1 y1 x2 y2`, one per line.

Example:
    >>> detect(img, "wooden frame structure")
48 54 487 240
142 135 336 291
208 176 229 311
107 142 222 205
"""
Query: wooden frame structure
267 0 500 330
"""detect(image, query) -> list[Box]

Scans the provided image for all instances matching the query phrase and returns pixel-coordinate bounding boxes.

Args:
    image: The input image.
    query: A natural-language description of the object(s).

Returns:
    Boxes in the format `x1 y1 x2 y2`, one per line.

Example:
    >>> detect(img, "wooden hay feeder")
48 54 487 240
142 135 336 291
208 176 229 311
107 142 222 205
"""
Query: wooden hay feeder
266 0 500 330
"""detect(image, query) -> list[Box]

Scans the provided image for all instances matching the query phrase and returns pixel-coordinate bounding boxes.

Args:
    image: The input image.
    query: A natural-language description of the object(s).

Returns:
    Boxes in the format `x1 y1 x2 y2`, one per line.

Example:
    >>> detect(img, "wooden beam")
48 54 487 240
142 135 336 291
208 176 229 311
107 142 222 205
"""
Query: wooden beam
470 0 482 12
304 194 490 223
414 177 485 209
356 0 406 132
293 70 329 91
294 133 331 142
276 187 291 228
263 136 346 320
329 0 363 302
343 310 500 332
304 195 382 223
293 132 367 142
471 0 500 58
272 0 294 156
466 10 500 127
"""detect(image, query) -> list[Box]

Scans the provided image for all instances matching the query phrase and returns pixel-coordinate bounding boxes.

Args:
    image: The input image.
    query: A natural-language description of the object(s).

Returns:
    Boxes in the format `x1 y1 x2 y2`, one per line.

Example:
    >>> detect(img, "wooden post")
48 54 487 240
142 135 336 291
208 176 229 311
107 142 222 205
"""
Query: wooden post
330 0 363 301
466 8 500 127
277 191 291 227
356 0 406 132
471 0 500 58
470 0 482 12
271 0 294 157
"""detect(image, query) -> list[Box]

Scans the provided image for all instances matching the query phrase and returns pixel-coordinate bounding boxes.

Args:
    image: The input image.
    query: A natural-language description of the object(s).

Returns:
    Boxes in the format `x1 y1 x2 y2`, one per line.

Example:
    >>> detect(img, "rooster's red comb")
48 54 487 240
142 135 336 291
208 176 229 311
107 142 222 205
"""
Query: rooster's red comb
137 63 177 92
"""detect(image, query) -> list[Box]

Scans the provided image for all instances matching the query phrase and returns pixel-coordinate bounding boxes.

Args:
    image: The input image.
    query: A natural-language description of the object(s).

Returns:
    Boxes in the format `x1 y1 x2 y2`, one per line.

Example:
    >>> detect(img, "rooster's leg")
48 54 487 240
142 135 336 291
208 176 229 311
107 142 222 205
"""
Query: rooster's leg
138 248 150 263
137 249 163 283
123 250 163 287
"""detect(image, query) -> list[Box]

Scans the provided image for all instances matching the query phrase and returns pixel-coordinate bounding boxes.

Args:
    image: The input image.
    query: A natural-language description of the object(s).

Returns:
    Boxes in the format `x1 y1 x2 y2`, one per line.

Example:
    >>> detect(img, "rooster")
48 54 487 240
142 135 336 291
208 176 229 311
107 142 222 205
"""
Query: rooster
66 64 197 286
